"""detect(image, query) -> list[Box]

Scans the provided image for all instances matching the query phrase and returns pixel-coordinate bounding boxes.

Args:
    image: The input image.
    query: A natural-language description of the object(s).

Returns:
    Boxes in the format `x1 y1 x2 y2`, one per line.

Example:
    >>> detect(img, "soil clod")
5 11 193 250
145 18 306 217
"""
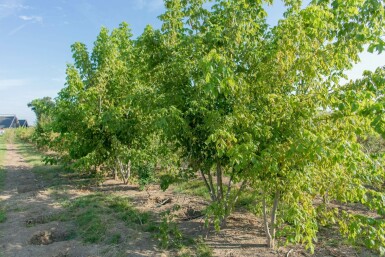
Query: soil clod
29 228 69 245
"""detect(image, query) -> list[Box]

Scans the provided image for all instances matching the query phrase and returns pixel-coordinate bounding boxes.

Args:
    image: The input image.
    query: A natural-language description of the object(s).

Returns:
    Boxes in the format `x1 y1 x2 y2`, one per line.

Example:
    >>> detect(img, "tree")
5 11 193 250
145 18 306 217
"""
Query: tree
28 97 56 148
28 0 385 253
52 23 152 179
155 0 385 252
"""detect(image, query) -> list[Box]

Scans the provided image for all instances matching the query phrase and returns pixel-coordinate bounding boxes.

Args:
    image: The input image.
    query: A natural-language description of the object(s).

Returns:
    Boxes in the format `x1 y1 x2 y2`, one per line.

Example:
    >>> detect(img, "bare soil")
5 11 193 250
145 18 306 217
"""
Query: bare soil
0 143 379 257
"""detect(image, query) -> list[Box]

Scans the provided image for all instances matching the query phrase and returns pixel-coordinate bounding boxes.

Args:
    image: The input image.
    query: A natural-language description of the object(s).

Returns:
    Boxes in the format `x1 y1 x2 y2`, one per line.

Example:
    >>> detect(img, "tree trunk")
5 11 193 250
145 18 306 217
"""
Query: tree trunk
216 161 224 201
270 190 280 249
117 159 131 184
263 190 280 249
263 194 273 248
207 170 217 201
113 167 118 180
200 169 216 202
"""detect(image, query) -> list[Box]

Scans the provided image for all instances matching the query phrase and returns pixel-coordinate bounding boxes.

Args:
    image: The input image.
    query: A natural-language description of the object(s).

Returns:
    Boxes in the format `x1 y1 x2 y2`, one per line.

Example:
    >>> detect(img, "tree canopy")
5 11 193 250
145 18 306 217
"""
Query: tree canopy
29 0 385 254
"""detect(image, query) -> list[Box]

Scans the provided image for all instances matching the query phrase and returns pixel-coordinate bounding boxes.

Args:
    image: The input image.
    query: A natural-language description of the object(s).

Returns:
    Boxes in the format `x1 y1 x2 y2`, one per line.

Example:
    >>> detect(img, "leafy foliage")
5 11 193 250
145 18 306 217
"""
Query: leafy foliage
28 97 55 149
28 0 385 254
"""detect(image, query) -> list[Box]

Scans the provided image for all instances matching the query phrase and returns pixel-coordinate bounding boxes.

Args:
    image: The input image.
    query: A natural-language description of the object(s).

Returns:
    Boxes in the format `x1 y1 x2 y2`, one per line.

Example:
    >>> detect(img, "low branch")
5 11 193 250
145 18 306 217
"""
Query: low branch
207 169 217 201
216 161 224 201
200 169 216 202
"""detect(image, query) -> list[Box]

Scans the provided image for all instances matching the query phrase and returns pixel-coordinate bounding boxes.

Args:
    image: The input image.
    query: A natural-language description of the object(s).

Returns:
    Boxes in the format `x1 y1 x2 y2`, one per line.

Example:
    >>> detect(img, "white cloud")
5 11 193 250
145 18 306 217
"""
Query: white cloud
0 0 30 19
19 15 42 23
0 2 29 10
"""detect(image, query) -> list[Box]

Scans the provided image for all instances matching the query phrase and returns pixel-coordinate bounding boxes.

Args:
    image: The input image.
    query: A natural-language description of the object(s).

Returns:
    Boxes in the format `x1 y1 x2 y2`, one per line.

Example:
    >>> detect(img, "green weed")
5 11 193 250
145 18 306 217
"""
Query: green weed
177 237 213 257
195 238 213 257
63 193 152 244
156 205 184 249
0 209 6 223
107 196 150 226
108 233 122 244
77 209 106 243
174 180 210 200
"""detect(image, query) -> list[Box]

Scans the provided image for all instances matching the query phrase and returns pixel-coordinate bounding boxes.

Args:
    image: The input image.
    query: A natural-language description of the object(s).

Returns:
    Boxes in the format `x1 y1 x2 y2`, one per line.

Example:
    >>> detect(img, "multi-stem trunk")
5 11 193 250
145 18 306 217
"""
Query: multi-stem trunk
200 169 216 202
199 163 247 227
263 190 280 249
116 158 131 184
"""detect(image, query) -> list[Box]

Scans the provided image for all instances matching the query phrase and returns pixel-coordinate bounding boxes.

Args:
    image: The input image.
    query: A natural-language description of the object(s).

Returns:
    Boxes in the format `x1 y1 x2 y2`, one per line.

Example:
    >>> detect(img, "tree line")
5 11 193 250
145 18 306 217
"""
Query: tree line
28 0 385 254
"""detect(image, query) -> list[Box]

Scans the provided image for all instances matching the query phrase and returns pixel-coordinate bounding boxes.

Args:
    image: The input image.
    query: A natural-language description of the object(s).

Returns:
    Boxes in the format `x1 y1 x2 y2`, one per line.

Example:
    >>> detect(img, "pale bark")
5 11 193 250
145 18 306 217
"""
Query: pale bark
263 190 280 249
270 190 280 249
116 159 131 184
200 169 216 202
207 170 216 201
263 194 273 248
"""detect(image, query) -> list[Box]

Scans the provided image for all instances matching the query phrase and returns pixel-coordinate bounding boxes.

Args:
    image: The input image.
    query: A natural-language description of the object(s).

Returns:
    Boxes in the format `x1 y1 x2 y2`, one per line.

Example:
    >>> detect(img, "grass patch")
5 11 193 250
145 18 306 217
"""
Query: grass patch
108 196 151 226
77 209 106 243
61 193 153 244
0 210 6 223
107 233 122 244
195 239 213 257
235 189 262 213
174 179 210 200
0 129 41 166
14 140 42 166
30 163 102 192
177 237 213 257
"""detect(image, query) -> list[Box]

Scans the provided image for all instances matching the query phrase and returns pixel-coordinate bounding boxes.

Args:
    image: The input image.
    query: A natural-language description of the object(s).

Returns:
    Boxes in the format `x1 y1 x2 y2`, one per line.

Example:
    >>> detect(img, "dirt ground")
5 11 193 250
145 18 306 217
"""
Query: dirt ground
0 143 379 257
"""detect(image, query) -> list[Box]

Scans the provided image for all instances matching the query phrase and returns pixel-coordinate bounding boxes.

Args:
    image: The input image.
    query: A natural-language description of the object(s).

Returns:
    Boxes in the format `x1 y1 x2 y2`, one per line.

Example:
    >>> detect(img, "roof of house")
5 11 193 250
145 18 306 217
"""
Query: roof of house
19 119 29 127
0 115 18 129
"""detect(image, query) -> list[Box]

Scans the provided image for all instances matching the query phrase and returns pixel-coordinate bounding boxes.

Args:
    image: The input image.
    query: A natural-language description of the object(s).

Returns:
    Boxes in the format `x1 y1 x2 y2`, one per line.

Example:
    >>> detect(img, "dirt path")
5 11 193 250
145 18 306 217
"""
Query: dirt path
0 144 104 257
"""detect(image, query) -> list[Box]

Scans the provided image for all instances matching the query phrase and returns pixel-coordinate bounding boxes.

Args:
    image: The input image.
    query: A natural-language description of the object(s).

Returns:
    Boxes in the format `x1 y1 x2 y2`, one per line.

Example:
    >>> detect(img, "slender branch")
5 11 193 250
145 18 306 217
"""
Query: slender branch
225 168 235 201
207 169 217 201
200 169 216 202
127 160 131 181
226 179 247 215
216 160 224 201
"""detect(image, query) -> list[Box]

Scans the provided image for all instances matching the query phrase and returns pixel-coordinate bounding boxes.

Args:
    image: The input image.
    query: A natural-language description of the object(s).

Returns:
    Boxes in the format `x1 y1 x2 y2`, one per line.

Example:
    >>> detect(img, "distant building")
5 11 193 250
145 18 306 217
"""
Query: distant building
0 115 19 129
18 119 29 128
0 115 29 129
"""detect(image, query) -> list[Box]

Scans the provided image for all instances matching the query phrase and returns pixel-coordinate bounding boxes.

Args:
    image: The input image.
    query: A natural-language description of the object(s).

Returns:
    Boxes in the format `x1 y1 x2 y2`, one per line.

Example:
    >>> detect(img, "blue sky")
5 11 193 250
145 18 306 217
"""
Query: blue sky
0 0 384 124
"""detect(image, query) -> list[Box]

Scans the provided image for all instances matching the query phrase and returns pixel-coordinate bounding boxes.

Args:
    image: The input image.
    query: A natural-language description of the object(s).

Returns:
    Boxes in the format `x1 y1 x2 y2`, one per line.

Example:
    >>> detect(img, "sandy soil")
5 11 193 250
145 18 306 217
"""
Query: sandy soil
0 144 109 257
0 143 379 257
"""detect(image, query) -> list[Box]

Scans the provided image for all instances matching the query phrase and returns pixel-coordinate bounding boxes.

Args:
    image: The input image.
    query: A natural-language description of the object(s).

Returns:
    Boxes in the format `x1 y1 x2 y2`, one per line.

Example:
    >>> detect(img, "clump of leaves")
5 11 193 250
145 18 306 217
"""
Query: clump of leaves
339 212 385 256
157 205 183 249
